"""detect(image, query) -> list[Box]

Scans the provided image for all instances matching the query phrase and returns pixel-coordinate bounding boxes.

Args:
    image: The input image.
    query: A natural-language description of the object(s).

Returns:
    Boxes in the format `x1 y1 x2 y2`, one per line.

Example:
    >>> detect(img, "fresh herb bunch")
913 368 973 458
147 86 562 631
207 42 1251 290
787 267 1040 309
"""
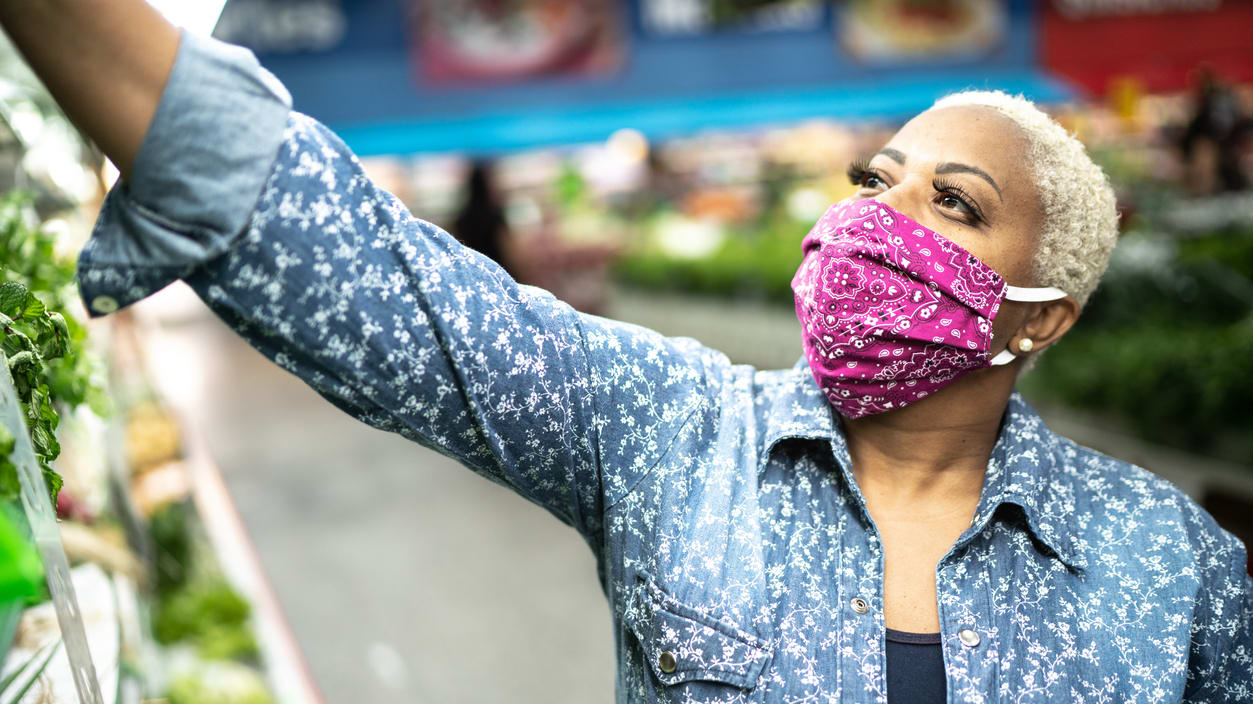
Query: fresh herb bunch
0 194 109 416
0 279 69 504
0 192 107 504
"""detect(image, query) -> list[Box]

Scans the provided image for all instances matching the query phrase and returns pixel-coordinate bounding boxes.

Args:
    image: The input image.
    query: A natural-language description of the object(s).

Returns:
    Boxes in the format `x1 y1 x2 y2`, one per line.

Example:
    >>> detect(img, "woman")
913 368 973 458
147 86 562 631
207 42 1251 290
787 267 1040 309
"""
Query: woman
3 3 1249 702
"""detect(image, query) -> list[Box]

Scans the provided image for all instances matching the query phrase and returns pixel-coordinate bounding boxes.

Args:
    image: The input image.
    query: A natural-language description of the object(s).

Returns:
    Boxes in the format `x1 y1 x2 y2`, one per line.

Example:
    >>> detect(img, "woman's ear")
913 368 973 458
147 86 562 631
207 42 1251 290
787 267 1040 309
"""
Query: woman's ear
1010 296 1080 355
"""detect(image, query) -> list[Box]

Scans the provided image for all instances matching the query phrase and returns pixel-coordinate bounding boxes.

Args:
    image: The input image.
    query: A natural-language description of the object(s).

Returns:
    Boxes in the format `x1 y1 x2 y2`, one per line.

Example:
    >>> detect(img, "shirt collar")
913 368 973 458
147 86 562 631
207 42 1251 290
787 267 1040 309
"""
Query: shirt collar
755 357 840 464
761 358 1087 572
966 393 1088 571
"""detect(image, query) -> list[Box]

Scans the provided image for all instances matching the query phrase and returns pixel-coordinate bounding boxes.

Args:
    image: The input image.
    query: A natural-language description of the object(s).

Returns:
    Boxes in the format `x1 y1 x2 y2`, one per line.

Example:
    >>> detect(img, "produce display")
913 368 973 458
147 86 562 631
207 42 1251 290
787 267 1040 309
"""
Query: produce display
0 193 102 505
0 182 279 701
0 193 102 701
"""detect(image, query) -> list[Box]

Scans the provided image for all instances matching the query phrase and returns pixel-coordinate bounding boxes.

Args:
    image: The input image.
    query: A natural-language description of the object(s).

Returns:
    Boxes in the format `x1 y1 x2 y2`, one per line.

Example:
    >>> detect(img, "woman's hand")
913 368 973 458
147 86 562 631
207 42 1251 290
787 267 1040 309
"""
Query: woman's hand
0 0 180 181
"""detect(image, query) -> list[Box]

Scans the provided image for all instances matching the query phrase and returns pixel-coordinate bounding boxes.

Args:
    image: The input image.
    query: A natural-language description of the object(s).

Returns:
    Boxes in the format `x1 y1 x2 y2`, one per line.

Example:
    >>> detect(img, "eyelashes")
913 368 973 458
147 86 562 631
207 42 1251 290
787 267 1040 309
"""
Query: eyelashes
844 157 986 226
845 157 874 187
932 177 985 224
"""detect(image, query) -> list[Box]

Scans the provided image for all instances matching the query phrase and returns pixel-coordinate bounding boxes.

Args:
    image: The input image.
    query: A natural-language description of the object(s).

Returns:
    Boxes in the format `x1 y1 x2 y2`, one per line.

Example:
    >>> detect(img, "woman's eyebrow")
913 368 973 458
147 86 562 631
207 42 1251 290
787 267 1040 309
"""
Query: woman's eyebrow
875 147 907 165
872 148 1004 202
935 162 1003 201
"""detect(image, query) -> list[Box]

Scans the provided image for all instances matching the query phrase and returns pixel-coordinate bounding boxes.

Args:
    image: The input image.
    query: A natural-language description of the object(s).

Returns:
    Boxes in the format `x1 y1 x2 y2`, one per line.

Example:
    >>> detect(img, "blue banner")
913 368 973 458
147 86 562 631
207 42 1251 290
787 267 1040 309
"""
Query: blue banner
215 0 1069 155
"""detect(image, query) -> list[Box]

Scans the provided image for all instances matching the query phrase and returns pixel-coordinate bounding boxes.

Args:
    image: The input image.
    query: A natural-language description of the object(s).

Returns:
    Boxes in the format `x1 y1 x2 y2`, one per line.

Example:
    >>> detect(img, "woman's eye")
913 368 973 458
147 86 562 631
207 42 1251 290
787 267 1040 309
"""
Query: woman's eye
860 173 886 190
938 193 970 213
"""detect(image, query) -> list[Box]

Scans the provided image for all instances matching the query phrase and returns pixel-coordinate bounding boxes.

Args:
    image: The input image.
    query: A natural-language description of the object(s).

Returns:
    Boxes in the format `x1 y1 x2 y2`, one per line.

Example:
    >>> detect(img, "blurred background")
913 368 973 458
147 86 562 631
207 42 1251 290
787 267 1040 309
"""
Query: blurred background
0 1 1251 703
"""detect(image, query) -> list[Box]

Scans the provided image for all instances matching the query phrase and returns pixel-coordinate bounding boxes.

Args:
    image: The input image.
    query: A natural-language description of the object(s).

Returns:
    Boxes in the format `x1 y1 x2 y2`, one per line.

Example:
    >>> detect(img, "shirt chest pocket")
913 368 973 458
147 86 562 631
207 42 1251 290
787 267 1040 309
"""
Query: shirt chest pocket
622 568 772 691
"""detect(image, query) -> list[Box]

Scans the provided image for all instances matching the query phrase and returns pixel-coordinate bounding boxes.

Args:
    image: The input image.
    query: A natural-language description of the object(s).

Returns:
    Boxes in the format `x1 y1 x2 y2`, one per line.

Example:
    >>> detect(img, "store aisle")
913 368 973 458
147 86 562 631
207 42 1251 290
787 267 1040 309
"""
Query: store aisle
138 287 615 704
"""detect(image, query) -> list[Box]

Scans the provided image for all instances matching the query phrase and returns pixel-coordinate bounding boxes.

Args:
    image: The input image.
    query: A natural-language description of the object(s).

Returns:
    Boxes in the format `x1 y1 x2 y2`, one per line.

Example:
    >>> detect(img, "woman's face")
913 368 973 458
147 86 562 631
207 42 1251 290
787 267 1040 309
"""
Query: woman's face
849 104 1047 345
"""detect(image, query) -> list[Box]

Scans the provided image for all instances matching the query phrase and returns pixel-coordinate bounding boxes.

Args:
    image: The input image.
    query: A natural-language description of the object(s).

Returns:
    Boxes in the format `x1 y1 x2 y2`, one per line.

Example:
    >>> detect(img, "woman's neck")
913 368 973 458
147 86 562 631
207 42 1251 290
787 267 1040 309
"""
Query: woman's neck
840 367 1016 520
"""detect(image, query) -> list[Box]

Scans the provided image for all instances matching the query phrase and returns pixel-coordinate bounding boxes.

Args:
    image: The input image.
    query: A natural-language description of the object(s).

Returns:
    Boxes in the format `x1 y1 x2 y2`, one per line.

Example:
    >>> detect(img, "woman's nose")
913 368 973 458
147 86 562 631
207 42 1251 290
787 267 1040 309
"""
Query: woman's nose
869 186 904 213
867 181 925 224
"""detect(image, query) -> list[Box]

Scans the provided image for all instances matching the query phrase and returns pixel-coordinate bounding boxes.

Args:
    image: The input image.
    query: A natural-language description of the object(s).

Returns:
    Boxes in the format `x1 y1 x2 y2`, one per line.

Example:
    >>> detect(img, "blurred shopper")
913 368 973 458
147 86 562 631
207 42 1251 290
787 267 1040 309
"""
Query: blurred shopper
451 159 516 279
1180 67 1251 193
6 2 1249 702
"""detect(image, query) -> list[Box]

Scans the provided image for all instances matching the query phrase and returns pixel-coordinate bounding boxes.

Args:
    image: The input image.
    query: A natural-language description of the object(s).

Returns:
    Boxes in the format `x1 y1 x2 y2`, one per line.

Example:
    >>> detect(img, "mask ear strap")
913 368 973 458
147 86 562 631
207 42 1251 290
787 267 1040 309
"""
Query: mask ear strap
989 348 1018 366
991 287 1066 366
1004 285 1068 302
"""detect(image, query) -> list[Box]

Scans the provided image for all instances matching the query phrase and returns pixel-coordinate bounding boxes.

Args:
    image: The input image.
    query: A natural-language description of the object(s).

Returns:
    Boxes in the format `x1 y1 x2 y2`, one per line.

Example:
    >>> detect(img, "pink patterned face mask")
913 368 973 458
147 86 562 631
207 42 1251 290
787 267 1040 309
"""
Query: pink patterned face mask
791 199 1066 418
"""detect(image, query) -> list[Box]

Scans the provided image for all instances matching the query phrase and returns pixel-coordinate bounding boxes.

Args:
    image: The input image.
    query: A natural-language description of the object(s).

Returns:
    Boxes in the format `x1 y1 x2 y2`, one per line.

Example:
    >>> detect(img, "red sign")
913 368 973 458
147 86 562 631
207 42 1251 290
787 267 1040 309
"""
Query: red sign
1041 0 1253 96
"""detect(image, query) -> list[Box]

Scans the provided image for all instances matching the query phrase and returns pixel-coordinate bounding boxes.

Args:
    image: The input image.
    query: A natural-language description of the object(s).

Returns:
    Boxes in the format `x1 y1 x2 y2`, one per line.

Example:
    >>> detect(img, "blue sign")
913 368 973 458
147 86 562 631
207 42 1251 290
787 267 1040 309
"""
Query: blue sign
215 0 1069 155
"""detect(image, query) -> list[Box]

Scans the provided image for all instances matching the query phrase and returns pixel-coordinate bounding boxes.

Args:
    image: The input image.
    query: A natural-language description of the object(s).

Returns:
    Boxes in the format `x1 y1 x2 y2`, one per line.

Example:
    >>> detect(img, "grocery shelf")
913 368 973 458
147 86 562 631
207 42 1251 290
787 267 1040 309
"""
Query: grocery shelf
125 299 325 704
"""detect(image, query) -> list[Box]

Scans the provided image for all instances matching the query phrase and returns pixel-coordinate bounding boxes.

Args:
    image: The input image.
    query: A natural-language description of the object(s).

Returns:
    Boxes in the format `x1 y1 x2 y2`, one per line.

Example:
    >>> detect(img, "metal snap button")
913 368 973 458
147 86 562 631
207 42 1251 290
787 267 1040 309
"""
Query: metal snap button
850 597 869 614
958 628 981 647
90 295 119 314
658 650 677 674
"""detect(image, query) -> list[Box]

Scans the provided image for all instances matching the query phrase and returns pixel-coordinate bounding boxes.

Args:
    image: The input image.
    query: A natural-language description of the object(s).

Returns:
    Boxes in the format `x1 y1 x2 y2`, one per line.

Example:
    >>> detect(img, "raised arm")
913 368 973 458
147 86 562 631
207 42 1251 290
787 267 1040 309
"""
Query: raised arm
9 20 717 550
0 0 180 181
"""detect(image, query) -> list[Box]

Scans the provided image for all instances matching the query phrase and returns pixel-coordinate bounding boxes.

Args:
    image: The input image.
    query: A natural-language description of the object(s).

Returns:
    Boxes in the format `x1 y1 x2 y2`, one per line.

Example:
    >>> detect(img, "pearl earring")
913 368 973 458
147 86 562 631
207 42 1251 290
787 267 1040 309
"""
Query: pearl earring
1018 338 1035 353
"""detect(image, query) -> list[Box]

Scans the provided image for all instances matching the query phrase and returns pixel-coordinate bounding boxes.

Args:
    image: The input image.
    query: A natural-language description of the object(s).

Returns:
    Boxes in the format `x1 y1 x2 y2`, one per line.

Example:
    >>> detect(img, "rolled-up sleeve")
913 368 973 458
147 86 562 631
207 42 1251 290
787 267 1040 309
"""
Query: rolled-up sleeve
74 32 712 550
76 30 291 315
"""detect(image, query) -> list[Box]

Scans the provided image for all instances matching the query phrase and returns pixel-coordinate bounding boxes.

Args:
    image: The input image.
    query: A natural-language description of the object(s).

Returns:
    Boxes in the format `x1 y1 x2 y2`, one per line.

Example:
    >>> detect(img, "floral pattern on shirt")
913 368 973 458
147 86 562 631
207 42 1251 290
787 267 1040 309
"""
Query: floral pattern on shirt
76 35 1253 704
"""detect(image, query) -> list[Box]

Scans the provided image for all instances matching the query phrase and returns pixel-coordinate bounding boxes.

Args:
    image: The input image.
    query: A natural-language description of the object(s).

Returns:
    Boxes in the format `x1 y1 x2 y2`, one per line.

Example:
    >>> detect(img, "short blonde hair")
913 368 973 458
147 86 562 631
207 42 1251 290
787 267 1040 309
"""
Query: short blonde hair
928 90 1120 307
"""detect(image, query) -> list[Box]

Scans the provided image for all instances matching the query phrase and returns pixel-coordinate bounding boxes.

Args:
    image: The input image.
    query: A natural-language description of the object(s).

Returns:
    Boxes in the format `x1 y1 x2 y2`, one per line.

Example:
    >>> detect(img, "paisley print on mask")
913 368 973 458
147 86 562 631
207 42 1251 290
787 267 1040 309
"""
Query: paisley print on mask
791 199 1006 418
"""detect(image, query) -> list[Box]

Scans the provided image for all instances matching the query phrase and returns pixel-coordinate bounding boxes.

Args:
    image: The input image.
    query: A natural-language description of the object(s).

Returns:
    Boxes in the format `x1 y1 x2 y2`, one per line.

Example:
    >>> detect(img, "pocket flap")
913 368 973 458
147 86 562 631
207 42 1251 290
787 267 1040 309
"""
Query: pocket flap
622 569 771 689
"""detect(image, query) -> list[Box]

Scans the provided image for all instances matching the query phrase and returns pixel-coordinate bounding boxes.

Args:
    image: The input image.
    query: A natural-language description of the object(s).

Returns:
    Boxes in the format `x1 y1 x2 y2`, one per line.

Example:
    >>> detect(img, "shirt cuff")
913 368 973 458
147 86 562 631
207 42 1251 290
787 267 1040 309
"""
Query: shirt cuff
76 30 292 317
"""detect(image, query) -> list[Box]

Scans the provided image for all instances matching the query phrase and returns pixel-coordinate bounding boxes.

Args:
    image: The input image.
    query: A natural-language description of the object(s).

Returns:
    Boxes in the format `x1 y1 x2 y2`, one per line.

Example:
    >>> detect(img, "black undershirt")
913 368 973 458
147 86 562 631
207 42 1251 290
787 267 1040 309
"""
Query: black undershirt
885 629 945 704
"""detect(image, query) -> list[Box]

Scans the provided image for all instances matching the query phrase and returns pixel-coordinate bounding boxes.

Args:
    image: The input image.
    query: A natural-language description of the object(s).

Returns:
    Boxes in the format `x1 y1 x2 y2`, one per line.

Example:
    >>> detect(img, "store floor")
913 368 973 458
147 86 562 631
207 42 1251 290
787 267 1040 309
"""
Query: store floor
144 287 615 704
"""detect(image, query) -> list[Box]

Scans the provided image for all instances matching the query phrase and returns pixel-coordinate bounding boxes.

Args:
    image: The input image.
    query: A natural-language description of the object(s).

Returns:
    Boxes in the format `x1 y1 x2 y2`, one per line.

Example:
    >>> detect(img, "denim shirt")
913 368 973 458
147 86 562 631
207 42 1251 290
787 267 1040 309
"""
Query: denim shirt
77 33 1253 703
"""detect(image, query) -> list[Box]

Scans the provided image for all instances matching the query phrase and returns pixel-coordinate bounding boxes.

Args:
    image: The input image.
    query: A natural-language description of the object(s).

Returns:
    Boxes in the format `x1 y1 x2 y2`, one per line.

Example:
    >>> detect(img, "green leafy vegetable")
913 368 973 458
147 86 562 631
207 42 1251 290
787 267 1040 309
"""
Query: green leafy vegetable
0 192 108 504
153 575 259 661
0 279 69 504
149 501 193 596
